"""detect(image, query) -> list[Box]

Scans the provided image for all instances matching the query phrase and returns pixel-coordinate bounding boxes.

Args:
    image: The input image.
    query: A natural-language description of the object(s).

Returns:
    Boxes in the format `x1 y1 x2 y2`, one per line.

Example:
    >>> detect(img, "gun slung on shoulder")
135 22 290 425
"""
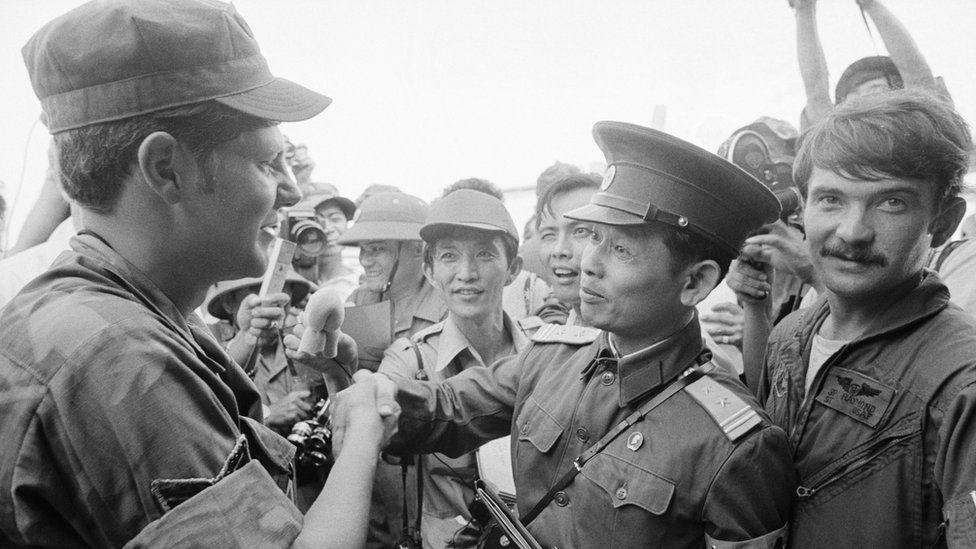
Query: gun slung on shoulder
299 287 346 356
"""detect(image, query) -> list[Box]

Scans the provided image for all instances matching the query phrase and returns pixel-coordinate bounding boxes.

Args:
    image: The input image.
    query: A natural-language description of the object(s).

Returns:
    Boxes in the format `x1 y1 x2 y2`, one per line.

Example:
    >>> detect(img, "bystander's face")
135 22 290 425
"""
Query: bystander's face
804 167 939 302
426 230 515 324
189 125 300 280
359 240 400 292
314 203 349 256
537 187 596 309
843 77 891 103
579 223 689 349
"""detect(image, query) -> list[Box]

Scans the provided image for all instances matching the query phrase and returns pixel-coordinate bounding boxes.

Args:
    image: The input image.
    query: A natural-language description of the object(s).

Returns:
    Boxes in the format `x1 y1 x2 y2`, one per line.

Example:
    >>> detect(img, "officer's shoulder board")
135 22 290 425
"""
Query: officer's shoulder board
530 323 600 345
683 374 762 443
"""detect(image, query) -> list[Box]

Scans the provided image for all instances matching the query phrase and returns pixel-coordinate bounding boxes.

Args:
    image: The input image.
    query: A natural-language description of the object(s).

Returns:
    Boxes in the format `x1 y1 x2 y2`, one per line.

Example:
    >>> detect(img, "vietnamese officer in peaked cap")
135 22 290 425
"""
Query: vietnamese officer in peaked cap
336 121 796 548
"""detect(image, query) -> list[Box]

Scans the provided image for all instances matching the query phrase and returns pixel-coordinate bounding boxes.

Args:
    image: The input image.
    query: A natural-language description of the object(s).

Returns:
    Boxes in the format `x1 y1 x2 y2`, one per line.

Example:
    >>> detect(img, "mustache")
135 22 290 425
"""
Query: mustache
819 243 887 267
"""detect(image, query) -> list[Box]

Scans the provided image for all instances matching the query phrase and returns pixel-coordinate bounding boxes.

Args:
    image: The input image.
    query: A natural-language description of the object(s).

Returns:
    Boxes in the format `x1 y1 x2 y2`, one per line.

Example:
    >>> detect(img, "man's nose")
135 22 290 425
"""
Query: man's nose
835 207 874 243
552 230 572 259
274 166 301 209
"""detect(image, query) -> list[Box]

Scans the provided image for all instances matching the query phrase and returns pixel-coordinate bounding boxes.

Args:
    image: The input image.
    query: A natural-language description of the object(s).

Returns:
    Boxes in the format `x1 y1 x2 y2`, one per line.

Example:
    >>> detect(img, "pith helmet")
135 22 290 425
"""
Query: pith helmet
565 121 780 256
420 189 518 243
203 269 313 321
337 192 428 245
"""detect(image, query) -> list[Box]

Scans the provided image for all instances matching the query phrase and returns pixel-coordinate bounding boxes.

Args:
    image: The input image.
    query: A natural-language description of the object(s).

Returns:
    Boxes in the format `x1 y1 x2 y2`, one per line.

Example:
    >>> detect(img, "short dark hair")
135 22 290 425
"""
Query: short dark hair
535 174 600 230
55 102 276 213
423 228 519 269
794 90 971 203
442 178 505 201
625 222 733 280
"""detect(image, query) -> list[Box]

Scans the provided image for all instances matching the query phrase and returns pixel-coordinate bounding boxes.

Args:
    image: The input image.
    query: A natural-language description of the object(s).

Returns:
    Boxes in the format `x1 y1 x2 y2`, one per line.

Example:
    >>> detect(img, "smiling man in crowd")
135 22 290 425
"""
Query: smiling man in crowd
336 121 795 548
0 1 397 547
732 90 976 548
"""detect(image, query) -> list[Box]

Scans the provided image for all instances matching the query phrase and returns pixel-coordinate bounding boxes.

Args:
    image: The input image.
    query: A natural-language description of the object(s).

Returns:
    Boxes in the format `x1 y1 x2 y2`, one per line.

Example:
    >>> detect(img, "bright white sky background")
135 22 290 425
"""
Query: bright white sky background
1 1 975 245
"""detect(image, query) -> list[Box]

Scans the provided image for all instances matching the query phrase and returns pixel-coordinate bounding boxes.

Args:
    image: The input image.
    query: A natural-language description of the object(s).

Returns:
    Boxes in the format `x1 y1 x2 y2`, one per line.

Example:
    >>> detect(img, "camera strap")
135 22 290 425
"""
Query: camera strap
519 361 713 526
399 339 427 546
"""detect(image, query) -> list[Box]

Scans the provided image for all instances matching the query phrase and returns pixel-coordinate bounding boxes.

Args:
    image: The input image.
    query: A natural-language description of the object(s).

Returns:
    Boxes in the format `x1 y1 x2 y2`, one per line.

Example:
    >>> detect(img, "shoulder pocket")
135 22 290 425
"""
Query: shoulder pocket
581 453 675 515
516 396 563 454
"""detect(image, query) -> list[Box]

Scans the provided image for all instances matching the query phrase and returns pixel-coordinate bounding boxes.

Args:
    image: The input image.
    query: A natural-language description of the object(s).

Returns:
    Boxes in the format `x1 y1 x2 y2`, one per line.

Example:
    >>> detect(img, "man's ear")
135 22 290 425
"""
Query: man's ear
422 260 435 286
137 132 187 205
679 259 721 308
504 255 524 287
931 196 966 247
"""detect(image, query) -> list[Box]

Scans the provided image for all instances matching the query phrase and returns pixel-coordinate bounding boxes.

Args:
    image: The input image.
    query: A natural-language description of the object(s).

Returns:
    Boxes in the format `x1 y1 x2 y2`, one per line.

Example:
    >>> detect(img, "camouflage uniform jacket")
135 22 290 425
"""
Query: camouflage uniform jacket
0 234 301 548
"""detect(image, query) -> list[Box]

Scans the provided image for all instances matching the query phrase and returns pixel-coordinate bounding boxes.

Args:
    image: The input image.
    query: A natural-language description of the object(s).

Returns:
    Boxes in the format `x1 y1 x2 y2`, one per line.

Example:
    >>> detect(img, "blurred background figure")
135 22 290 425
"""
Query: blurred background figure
283 182 361 300
791 0 950 130
535 173 599 326
712 117 819 383
519 161 584 280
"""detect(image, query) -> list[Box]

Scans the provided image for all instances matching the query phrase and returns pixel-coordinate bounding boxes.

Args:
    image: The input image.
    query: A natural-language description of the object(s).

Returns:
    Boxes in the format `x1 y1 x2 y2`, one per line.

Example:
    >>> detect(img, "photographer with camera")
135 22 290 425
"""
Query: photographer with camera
715 118 821 389
285 186 361 300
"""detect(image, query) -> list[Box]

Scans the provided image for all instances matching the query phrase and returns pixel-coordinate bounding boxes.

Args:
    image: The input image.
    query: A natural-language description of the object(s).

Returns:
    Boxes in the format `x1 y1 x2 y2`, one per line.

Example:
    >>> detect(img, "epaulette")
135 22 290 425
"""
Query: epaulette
530 323 601 345
683 375 762 442
517 315 545 331
410 321 444 344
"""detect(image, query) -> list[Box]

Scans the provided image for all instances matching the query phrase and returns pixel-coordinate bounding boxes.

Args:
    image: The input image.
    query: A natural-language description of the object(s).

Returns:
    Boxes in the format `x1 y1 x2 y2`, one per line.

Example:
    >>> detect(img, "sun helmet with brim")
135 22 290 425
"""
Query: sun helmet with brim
336 192 429 246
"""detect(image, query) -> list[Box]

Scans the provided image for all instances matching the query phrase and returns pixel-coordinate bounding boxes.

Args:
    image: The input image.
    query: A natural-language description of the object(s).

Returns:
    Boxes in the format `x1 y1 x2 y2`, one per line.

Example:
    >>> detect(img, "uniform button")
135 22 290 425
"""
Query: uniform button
576 427 589 442
554 491 570 506
601 371 616 385
520 423 528 435
615 486 628 500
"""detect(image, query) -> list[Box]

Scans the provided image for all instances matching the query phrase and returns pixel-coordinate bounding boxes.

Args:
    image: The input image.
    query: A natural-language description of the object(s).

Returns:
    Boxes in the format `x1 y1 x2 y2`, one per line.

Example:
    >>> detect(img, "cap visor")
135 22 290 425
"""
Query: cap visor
419 222 507 242
215 77 331 122
563 203 646 226
337 222 422 245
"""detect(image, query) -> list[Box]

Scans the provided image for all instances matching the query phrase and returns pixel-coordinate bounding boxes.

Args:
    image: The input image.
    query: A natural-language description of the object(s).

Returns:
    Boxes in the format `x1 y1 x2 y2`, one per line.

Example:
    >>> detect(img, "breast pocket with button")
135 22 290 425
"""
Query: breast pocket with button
578 451 676 547
516 396 564 454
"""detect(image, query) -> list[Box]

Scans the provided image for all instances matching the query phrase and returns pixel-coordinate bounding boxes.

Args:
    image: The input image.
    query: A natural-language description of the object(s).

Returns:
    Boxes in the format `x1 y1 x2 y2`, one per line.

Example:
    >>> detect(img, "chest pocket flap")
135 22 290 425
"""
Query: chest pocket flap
581 453 675 515
516 396 563 454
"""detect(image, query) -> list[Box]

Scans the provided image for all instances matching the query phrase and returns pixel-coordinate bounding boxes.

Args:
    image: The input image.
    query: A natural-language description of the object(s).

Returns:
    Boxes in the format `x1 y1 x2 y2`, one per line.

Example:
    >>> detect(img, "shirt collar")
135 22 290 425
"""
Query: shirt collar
433 313 528 372
394 281 448 333
581 315 709 407
804 269 951 345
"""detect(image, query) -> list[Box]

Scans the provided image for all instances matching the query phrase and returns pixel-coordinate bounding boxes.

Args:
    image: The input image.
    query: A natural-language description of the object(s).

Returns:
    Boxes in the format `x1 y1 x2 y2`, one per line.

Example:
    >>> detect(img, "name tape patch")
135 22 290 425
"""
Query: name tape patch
815 367 895 428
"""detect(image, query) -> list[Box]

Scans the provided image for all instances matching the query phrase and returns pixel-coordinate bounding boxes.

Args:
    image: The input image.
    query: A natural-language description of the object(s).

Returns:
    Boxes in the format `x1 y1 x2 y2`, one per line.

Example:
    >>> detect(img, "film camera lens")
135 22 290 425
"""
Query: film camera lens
722 130 802 223
283 209 328 256
287 398 334 477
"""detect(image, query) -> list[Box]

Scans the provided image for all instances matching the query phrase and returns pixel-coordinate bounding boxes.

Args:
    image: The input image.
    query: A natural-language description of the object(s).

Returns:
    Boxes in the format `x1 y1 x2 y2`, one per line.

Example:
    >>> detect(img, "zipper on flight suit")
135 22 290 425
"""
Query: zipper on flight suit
795 423 916 499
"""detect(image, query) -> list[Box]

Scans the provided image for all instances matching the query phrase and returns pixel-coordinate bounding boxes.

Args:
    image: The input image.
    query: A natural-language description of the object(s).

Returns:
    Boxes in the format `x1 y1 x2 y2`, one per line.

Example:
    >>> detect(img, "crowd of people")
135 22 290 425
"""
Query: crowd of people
1 0 975 548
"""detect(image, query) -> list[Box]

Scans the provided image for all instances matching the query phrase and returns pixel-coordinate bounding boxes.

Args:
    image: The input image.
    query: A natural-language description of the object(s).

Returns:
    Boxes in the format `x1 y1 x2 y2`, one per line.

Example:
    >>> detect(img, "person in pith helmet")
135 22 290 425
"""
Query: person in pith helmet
337 121 795 548
336 191 447 548
338 191 448 361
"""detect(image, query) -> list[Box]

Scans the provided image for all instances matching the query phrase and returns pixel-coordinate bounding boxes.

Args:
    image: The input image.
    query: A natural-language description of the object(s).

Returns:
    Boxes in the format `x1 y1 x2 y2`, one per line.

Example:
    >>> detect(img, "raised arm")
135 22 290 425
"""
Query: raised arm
859 0 937 91
792 0 833 128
